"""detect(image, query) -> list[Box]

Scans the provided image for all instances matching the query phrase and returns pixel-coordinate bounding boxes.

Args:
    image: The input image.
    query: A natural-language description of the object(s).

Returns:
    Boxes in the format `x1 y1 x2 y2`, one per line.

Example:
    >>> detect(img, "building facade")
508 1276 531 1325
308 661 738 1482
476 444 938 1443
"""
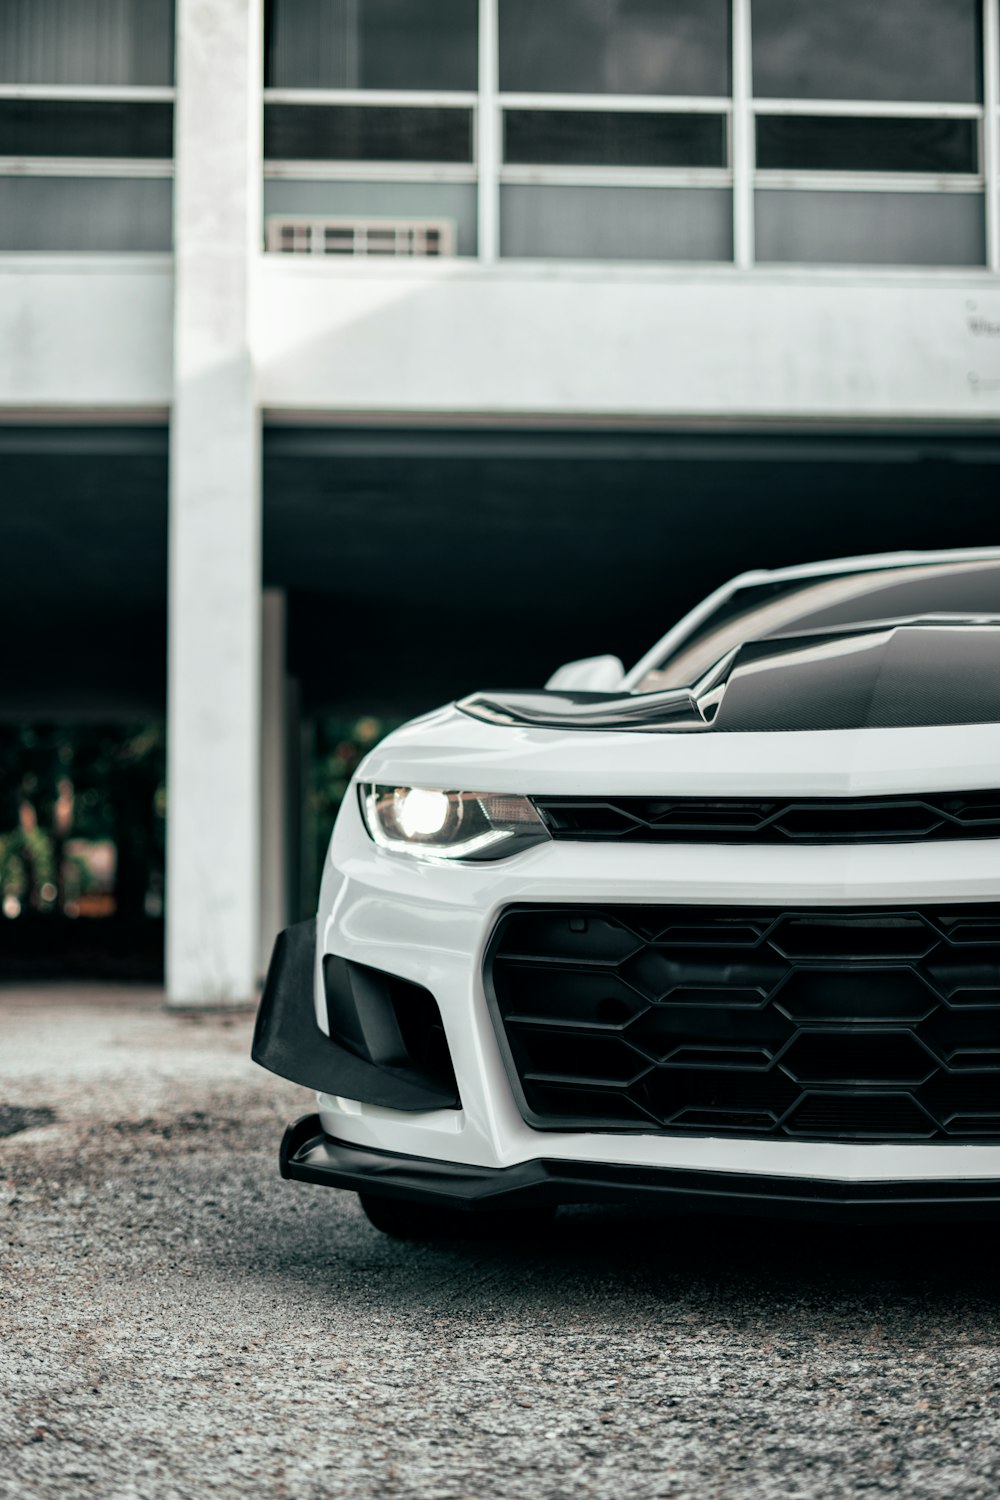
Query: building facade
1 0 999 1003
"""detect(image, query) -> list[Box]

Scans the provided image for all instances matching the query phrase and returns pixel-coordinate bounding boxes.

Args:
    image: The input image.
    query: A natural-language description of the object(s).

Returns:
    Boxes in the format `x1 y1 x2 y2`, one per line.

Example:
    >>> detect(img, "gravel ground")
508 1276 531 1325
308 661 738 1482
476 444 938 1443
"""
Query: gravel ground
2 985 1000 1500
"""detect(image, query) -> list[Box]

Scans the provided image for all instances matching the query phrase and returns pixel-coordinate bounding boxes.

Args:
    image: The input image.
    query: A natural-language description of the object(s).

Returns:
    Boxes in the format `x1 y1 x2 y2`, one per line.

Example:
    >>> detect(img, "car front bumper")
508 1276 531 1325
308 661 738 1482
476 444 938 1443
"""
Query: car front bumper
281 1114 1000 1222
248 787 1000 1208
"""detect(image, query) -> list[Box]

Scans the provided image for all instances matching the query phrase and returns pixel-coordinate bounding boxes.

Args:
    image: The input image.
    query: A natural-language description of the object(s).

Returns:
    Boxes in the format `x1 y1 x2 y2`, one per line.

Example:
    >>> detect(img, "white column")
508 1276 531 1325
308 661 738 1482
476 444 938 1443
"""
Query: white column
985 0 1000 274
167 0 263 1005
731 0 755 270
477 0 500 262
259 588 289 974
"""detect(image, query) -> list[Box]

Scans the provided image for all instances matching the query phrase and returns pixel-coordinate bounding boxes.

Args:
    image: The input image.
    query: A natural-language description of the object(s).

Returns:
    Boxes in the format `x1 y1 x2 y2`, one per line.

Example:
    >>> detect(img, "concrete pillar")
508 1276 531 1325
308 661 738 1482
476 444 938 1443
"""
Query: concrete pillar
167 0 262 1005
259 588 289 974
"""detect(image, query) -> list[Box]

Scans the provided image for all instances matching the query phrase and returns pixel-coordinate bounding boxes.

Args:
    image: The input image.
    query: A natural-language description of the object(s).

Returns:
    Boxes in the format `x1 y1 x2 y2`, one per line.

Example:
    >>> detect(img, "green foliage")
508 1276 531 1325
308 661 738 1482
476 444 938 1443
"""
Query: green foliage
0 723 165 914
307 713 400 901
0 833 28 900
1 714 399 926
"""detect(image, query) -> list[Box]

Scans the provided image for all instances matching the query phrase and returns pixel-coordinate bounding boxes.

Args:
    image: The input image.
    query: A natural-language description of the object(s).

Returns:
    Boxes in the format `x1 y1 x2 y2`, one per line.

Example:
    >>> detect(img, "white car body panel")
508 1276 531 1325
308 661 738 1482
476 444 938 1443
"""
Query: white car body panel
358 708 1000 800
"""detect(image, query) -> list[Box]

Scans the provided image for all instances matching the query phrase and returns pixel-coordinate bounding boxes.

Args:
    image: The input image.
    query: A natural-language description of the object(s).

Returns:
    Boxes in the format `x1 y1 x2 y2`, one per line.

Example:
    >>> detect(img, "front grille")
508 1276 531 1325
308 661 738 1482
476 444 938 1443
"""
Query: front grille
532 791 1000 844
486 904 1000 1142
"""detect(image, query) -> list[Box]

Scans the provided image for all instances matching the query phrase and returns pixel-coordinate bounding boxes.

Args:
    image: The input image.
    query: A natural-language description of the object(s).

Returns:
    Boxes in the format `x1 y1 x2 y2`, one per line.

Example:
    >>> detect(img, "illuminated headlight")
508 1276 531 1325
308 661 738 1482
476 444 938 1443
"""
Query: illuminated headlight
359 784 550 861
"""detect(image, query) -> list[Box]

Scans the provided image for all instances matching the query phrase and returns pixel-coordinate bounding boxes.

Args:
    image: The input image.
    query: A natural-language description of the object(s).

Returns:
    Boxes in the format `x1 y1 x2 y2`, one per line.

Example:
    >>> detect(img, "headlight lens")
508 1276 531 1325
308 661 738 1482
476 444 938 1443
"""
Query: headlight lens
359 784 549 861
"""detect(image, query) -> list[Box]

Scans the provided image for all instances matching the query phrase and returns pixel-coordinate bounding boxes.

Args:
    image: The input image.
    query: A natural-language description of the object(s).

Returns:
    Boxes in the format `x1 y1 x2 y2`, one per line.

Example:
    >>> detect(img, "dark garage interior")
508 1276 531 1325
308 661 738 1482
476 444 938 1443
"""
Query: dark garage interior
1 421 998 976
263 425 1000 716
3 422 999 719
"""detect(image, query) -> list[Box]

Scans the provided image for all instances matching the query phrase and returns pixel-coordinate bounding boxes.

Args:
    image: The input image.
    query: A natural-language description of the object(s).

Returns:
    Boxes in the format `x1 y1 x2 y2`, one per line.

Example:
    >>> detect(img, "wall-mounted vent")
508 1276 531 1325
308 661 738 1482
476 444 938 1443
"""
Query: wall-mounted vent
265 215 455 257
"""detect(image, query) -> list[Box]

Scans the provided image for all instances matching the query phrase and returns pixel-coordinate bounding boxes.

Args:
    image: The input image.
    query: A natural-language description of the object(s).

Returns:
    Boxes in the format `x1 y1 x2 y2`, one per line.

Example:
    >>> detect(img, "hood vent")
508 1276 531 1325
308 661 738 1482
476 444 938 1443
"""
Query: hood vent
460 617 1000 734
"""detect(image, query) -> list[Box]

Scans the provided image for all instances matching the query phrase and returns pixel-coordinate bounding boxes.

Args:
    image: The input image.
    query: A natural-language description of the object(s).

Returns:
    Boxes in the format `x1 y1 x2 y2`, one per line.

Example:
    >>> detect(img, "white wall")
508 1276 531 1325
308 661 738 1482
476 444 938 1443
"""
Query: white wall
0 256 172 411
254 261 1000 424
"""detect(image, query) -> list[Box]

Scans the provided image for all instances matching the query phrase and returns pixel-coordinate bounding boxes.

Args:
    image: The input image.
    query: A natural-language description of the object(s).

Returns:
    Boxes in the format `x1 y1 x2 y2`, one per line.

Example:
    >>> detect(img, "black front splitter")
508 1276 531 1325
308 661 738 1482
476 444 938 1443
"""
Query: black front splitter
280 1114 1000 1223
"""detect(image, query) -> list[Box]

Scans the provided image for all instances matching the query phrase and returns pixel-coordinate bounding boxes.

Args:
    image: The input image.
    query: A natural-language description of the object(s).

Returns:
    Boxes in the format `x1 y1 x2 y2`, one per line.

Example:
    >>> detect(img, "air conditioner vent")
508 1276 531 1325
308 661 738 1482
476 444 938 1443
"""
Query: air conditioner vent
265 215 455 258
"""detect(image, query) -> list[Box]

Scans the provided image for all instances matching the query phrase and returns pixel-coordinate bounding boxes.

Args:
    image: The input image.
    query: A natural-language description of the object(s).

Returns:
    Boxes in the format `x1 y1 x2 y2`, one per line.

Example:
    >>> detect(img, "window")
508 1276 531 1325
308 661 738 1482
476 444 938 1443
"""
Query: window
0 176 172 252
755 190 986 268
496 1 731 262
0 0 174 252
266 0 478 90
498 0 730 96
751 0 982 104
264 0 478 256
749 0 988 266
504 111 727 169
264 105 473 164
755 116 978 176
500 184 732 261
0 0 174 87
0 100 174 159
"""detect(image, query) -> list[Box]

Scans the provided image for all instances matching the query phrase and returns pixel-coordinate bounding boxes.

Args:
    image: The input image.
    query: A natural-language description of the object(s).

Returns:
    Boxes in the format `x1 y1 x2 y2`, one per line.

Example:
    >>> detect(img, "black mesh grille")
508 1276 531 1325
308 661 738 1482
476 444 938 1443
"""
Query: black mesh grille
532 791 1000 844
486 904 1000 1142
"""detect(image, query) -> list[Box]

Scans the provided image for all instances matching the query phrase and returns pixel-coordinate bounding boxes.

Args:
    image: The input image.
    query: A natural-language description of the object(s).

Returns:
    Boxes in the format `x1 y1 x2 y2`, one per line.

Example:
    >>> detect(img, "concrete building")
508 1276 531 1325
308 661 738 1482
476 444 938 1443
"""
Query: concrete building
1 0 999 1004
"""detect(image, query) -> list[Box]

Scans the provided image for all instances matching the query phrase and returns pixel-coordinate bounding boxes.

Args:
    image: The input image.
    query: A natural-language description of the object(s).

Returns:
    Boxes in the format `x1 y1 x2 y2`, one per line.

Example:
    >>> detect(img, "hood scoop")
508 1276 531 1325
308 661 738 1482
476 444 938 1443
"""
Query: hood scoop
459 619 1000 734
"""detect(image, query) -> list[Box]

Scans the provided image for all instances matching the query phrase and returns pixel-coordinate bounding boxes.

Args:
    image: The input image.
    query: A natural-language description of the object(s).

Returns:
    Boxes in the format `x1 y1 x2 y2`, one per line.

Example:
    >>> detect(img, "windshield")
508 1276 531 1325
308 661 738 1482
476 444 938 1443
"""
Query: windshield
637 558 1000 691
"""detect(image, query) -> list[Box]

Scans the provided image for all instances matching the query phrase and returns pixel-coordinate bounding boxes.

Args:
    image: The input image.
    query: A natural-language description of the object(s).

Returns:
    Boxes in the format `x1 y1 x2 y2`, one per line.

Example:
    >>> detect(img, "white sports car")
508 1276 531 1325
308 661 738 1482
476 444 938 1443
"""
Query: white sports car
254 547 1000 1236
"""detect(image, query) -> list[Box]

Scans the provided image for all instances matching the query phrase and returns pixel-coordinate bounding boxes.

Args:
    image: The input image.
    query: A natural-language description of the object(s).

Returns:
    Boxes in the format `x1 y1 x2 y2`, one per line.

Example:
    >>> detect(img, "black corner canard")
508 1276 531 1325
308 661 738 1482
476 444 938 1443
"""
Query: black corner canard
252 920 460 1110
458 619 1000 734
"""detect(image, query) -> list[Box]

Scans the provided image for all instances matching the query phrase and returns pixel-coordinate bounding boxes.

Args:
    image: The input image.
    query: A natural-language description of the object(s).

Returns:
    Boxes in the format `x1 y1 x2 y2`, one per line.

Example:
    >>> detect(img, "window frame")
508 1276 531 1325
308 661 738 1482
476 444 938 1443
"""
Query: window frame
751 99 985 194
0 55 174 251
260 87 482 250
498 96 733 185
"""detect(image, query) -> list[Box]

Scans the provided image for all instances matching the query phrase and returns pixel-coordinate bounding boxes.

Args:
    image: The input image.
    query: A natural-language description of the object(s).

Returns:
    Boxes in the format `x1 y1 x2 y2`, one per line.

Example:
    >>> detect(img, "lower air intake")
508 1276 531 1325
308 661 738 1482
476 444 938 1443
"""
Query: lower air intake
485 903 1000 1143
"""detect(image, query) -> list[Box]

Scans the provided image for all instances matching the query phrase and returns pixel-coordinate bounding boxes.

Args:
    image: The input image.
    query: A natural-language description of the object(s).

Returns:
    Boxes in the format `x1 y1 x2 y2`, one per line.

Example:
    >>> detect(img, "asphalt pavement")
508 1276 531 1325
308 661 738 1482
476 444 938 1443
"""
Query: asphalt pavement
2 984 999 1500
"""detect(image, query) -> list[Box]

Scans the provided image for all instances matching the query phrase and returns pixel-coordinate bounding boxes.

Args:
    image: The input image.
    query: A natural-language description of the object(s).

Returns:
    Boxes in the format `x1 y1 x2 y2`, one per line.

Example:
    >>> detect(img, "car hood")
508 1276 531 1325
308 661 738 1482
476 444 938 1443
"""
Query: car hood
463 618 1000 736
357 623 1000 800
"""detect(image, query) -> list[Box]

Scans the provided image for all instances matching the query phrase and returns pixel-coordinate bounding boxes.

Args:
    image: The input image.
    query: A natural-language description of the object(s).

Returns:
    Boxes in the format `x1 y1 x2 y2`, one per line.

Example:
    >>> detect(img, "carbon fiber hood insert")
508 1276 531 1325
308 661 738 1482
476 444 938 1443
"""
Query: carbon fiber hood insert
459 619 1000 734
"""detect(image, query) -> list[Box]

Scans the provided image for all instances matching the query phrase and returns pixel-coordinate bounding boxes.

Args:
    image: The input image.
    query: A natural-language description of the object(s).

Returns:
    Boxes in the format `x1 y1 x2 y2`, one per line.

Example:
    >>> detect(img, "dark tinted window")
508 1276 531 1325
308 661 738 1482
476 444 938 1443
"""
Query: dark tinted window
264 105 474 162
267 0 478 90
0 0 174 86
0 100 174 158
648 561 1000 686
499 0 730 96
756 116 978 175
504 110 727 168
752 0 982 103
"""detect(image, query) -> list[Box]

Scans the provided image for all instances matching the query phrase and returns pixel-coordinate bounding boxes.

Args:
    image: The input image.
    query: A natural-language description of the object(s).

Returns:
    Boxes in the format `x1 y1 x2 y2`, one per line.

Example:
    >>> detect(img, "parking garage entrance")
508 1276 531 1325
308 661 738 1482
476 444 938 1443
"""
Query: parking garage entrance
1 422 998 980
